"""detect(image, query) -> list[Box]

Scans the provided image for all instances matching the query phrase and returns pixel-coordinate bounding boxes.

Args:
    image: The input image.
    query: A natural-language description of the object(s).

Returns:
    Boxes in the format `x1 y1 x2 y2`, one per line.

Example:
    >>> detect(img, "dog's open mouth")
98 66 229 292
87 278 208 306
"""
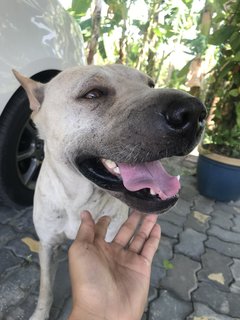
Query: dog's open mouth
76 157 180 212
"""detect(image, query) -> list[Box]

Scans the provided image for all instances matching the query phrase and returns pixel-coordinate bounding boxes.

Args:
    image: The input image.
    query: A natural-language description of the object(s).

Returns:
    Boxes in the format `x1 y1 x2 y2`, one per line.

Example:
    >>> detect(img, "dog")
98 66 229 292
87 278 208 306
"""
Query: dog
13 64 206 319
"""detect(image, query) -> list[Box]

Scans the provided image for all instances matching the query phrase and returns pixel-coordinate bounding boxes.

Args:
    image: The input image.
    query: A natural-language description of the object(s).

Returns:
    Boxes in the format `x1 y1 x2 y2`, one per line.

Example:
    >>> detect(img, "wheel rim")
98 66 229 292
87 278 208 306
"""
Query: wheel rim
16 119 44 190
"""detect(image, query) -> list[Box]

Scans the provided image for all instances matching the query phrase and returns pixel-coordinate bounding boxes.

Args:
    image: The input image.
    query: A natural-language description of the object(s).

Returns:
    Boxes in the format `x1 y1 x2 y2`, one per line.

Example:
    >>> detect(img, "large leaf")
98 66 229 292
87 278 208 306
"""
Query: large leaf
218 61 234 79
133 20 149 33
178 60 191 78
71 0 91 15
80 18 92 31
104 0 127 23
229 32 240 54
99 40 107 60
229 89 239 97
232 52 240 62
208 26 237 45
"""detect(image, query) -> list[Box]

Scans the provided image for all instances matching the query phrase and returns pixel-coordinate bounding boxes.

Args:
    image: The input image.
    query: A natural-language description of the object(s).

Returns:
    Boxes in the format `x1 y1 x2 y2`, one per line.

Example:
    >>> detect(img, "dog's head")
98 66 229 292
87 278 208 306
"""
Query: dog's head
13 65 206 213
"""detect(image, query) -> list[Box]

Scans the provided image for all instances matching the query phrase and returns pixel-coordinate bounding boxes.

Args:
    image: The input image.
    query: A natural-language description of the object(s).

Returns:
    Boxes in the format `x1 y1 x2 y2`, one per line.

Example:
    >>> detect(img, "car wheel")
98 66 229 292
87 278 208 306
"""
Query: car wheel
0 70 60 208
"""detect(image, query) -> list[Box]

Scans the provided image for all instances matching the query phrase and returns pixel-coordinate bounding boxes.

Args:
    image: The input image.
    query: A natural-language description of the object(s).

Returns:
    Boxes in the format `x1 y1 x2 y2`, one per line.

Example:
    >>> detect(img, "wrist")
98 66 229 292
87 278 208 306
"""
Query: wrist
68 306 110 320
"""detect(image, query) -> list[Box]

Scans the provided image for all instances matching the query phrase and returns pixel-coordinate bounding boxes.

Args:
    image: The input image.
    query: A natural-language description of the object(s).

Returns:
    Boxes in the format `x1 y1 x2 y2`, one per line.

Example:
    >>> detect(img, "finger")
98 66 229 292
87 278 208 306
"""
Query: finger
95 215 111 239
75 211 95 243
113 211 142 247
140 223 161 264
129 214 158 253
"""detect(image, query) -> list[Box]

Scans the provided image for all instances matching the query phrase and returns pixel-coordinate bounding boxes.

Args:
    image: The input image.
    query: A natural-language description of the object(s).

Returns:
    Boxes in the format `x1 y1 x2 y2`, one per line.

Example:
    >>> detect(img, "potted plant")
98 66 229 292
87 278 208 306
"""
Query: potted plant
197 1 240 202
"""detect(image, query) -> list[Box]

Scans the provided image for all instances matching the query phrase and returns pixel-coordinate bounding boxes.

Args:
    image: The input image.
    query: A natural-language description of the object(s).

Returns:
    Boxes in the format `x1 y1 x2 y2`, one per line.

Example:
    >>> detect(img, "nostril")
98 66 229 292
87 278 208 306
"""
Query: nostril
199 110 207 123
164 97 206 131
165 109 191 129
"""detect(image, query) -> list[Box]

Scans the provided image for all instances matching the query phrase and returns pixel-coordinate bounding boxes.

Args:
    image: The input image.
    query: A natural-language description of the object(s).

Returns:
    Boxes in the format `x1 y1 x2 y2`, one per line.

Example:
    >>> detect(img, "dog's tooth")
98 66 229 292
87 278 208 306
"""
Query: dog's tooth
113 167 120 174
177 175 180 181
104 159 117 169
150 188 156 195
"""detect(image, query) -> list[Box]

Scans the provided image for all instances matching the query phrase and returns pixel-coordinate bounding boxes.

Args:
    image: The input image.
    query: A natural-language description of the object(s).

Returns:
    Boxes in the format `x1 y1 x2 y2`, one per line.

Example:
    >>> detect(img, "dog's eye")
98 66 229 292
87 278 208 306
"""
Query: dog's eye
84 89 103 99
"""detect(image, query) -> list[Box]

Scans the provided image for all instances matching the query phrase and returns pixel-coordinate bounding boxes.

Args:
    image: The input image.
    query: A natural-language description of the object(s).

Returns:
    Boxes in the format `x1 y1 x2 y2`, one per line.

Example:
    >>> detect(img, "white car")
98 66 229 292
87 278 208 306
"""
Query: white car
0 0 85 208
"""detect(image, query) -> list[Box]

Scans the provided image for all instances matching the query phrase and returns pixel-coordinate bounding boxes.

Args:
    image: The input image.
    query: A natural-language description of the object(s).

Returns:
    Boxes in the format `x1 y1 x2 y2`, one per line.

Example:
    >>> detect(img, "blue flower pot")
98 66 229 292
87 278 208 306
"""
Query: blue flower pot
197 150 240 202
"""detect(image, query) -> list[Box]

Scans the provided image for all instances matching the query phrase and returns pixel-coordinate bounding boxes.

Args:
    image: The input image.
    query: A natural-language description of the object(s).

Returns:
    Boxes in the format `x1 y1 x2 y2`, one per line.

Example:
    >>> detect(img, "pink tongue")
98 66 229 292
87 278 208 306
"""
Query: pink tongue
118 161 180 200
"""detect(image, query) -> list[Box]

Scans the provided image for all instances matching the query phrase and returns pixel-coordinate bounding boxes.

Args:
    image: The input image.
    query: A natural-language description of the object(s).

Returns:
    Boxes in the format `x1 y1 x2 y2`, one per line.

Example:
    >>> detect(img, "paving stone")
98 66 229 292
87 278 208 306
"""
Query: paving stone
193 282 240 317
187 303 240 320
5 236 39 263
180 173 198 188
158 211 186 227
141 313 147 320
208 225 240 244
180 184 199 202
230 259 240 294
0 205 19 224
52 258 71 312
0 281 25 313
233 198 240 206
172 198 191 216
0 248 21 278
182 157 197 173
148 286 158 303
10 207 36 235
58 297 72 320
230 281 240 294
160 254 201 301
152 236 176 268
0 224 16 245
175 228 207 261
157 220 182 239
150 265 166 288
214 202 239 216
0 264 38 314
149 290 192 320
233 206 240 213
206 236 240 259
6 264 39 292
184 210 210 233
232 214 240 232
231 259 240 282
5 291 37 320
211 214 234 230
212 208 234 219
194 195 215 214
198 249 233 291
145 287 158 312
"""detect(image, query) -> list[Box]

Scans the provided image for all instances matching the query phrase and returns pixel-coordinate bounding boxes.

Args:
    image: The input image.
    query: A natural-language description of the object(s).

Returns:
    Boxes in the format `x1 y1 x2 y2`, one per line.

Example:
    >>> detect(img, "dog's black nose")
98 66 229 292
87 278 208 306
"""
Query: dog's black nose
164 97 206 133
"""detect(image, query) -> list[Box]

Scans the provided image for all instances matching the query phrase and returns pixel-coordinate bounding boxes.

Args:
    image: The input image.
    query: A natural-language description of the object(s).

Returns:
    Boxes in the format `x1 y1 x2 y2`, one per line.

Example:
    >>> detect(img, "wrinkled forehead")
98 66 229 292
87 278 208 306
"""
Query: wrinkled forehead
49 64 153 93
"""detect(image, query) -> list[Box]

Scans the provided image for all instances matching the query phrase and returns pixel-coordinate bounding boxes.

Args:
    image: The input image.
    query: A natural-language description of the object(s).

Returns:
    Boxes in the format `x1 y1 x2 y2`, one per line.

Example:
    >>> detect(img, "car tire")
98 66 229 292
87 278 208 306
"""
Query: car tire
0 70 60 208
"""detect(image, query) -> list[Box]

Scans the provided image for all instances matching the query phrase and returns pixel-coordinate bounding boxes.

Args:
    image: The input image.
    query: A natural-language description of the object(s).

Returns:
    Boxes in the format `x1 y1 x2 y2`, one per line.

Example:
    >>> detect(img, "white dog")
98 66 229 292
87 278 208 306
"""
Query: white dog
13 64 206 319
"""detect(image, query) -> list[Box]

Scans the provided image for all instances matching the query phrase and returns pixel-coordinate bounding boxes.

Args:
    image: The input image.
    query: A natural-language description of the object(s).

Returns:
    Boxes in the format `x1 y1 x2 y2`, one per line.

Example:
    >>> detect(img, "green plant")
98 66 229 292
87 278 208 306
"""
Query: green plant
163 259 174 270
203 0 240 159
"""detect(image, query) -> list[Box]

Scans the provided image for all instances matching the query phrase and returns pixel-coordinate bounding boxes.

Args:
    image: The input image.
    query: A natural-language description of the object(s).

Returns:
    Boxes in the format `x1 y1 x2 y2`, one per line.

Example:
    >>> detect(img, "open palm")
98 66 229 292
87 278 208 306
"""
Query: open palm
68 210 161 320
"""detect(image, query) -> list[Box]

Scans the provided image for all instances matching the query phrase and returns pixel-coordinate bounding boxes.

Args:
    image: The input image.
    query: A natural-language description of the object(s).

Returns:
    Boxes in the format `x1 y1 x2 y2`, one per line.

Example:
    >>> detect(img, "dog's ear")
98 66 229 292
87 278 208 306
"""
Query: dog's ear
12 69 44 112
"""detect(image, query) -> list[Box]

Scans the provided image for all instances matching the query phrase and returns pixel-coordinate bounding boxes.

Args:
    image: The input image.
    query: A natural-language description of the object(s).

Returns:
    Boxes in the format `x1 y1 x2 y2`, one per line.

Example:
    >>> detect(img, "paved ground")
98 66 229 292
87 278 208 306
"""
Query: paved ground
0 159 240 319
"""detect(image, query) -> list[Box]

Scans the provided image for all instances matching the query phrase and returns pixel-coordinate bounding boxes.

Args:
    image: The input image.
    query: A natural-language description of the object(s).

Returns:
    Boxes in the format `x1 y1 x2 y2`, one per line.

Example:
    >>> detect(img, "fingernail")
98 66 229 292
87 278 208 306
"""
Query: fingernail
80 211 88 220
101 215 111 223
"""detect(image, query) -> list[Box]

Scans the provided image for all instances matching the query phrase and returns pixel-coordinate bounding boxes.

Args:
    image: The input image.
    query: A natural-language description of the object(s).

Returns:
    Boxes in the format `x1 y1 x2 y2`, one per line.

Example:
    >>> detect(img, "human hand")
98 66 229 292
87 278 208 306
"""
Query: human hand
68 210 161 320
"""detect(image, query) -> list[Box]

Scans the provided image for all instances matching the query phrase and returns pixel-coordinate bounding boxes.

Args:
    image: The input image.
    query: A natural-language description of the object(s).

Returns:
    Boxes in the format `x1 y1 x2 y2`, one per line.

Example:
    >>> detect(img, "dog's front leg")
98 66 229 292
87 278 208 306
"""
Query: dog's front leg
30 243 59 320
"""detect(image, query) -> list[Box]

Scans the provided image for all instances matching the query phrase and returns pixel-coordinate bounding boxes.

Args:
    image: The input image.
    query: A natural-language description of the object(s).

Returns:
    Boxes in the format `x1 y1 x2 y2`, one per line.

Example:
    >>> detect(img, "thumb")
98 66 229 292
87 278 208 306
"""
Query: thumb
75 211 95 243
